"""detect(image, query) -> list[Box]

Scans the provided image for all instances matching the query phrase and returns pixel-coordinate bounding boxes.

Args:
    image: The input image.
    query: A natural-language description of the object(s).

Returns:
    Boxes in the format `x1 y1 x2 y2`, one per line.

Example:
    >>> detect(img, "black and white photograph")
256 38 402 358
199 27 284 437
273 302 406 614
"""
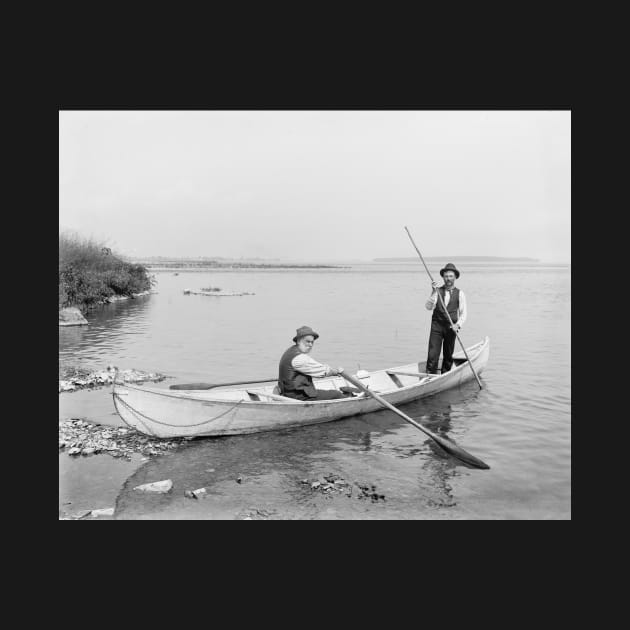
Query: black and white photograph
59 109 571 520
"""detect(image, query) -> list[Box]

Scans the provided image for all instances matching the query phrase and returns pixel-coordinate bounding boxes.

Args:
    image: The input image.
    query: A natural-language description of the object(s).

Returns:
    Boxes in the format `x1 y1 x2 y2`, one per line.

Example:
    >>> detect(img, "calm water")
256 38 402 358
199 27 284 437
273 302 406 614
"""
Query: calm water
59 262 571 519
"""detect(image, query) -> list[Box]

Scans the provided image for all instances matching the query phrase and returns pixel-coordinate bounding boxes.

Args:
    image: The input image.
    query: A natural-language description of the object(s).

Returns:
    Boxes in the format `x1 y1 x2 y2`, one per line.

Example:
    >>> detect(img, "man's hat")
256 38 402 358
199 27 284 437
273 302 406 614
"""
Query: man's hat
293 326 320 343
439 263 460 279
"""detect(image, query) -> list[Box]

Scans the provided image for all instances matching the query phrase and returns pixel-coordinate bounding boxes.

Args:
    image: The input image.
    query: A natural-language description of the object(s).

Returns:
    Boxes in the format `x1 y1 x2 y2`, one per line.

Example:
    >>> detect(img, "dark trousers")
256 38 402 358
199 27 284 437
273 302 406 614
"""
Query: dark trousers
426 319 457 374
284 389 347 401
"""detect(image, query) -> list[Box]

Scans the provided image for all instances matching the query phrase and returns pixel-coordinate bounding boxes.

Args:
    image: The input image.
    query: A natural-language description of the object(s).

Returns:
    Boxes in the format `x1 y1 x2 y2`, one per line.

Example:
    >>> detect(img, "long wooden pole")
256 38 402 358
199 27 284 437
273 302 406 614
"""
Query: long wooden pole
340 370 489 469
404 226 483 390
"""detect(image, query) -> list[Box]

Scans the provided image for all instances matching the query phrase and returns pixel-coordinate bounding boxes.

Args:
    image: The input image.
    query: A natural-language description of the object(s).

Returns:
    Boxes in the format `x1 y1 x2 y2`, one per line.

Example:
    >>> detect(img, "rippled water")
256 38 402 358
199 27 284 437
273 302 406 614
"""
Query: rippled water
59 262 571 519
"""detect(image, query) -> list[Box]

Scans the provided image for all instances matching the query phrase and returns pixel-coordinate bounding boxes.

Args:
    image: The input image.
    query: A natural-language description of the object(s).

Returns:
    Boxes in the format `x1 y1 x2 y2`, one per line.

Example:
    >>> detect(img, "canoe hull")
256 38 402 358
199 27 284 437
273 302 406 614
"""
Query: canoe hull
112 337 489 438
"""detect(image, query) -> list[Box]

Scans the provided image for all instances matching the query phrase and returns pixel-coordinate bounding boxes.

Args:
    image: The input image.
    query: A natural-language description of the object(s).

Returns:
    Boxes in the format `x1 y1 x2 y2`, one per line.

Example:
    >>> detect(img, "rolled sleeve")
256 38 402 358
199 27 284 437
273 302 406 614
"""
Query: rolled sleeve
292 354 331 377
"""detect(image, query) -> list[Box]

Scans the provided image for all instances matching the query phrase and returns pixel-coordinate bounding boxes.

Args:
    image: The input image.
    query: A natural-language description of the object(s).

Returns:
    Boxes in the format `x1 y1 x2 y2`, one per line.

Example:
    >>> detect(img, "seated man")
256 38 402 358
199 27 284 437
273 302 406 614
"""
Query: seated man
278 326 349 400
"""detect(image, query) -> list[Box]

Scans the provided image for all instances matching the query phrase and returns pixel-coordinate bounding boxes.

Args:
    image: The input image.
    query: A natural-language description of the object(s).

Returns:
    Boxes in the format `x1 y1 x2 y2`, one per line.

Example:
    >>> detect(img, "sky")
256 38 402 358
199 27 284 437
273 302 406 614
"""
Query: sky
59 110 571 263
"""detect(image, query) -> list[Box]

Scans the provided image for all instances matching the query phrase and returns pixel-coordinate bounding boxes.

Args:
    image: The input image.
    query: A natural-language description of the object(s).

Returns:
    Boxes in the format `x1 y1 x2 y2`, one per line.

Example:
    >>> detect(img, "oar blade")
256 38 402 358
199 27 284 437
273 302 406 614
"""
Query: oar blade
432 434 490 469
340 369 489 469
169 383 215 390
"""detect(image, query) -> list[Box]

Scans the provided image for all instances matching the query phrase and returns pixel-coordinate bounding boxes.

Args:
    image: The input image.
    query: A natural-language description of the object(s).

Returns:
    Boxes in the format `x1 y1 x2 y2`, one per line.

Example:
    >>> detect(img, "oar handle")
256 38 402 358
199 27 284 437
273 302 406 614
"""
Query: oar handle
170 377 278 391
404 226 483 390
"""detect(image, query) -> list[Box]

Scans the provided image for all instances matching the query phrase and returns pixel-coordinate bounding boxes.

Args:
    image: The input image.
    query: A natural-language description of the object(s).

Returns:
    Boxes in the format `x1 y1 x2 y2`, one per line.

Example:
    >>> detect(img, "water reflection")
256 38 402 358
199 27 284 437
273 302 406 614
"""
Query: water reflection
113 384 481 519
59 295 155 370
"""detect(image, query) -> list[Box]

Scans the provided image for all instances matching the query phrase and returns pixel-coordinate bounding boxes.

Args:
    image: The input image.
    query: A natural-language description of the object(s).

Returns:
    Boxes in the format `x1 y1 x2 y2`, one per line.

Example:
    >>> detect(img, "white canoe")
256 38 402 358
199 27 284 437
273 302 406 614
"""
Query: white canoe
112 336 490 439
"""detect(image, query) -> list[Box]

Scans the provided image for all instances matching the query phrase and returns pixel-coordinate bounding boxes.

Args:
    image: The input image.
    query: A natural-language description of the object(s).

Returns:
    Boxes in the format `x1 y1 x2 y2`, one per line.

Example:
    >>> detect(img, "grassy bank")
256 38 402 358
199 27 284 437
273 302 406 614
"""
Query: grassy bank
59 232 153 312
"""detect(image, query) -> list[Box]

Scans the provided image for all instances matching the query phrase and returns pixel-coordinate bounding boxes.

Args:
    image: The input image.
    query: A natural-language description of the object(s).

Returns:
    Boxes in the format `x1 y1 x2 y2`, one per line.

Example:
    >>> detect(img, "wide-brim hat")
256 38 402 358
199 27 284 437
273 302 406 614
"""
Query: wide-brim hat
439 263 460 279
293 325 320 343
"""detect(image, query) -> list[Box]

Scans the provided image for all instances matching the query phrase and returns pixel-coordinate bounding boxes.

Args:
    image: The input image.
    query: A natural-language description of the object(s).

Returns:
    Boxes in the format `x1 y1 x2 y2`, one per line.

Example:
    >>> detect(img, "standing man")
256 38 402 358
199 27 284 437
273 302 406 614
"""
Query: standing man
425 263 467 374
278 326 347 400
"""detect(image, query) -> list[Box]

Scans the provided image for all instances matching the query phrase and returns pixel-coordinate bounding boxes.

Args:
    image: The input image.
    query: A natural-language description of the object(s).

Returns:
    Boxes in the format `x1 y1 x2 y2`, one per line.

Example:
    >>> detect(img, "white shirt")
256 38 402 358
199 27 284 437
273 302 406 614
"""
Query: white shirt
291 353 334 377
425 287 467 328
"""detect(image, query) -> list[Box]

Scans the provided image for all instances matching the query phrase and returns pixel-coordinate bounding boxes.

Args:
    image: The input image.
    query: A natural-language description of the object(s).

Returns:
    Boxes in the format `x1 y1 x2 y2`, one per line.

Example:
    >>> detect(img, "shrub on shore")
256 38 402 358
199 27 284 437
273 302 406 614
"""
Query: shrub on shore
59 232 153 312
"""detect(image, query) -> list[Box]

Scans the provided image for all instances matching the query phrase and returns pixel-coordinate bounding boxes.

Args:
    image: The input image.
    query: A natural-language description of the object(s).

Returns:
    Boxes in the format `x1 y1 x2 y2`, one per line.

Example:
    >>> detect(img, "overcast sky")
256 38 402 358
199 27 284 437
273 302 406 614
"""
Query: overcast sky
59 110 571 262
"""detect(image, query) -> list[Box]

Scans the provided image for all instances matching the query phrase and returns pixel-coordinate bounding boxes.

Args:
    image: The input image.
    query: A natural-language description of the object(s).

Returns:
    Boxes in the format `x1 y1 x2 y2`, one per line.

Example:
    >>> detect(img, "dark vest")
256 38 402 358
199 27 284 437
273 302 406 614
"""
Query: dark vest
278 345 317 398
432 286 460 324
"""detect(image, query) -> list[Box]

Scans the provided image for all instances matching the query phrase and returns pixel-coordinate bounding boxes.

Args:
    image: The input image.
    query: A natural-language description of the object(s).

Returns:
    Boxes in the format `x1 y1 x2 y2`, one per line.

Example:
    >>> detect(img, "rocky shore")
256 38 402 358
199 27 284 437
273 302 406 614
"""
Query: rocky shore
59 291 156 326
59 419 188 460
59 366 167 393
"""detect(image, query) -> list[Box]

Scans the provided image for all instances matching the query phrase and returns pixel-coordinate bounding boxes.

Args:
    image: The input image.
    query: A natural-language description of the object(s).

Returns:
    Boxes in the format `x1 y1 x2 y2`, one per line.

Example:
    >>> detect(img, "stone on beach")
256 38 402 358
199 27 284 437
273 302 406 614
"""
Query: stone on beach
133 479 173 493
90 507 115 517
59 307 88 327
185 487 207 499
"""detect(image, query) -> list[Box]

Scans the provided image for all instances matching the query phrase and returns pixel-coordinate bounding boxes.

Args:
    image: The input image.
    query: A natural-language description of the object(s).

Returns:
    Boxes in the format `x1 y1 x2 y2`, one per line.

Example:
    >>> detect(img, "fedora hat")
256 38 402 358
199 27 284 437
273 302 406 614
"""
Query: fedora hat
439 263 460 279
293 325 320 343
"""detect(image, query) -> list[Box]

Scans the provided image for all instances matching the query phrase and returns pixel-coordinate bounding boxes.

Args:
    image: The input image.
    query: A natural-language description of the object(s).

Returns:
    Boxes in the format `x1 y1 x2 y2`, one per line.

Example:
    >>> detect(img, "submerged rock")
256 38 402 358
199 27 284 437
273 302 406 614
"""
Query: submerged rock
239 507 275 520
59 307 88 327
303 473 379 500
133 479 173 493
185 488 207 499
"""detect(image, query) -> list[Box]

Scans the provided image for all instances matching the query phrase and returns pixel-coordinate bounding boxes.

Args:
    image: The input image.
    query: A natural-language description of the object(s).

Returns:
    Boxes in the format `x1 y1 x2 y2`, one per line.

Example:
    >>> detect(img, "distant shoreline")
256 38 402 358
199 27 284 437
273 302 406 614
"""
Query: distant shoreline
373 256 540 262
139 262 346 270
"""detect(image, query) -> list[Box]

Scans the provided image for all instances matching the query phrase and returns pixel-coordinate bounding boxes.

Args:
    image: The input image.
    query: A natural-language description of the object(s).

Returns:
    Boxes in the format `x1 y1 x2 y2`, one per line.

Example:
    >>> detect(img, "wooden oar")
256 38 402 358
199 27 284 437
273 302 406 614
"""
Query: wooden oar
404 226 483 390
170 378 277 391
340 370 489 469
